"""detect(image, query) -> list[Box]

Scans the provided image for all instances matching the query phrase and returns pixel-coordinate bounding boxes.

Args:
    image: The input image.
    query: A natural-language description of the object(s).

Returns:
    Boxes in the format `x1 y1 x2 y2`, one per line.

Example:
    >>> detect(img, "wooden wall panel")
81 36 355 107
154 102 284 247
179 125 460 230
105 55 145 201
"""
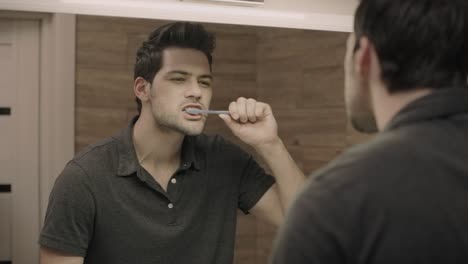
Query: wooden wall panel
76 107 130 151
257 28 305 110
75 15 373 264
76 31 128 67
257 56 303 109
76 67 134 109
302 65 345 108
301 30 349 69
210 29 258 112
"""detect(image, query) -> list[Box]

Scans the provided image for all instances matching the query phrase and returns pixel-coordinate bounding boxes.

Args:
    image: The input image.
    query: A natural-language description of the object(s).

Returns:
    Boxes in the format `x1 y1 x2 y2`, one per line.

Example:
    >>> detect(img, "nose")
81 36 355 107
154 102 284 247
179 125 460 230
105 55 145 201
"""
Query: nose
185 79 202 99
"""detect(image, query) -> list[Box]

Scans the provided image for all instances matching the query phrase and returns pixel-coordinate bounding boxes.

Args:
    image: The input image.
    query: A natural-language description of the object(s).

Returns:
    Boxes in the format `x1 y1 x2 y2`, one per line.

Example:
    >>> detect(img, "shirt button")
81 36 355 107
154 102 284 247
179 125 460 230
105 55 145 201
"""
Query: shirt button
168 203 174 209
171 178 177 184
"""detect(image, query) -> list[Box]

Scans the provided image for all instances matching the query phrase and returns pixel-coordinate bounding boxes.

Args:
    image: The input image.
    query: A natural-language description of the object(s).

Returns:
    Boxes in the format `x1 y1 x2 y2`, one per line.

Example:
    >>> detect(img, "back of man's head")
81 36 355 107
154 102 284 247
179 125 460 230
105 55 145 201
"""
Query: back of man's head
354 0 468 93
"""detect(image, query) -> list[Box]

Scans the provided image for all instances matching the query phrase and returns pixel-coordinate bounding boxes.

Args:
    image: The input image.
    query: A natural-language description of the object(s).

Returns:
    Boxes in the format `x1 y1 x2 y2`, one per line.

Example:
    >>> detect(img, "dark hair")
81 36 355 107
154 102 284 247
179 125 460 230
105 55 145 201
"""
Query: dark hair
354 0 468 93
133 22 216 114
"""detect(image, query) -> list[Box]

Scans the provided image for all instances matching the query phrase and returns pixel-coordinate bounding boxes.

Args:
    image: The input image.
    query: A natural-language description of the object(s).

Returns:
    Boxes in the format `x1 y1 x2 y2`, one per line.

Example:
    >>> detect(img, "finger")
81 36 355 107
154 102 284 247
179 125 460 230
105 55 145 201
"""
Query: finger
228 101 239 120
219 114 239 130
255 102 267 119
246 98 257 122
236 97 248 123
255 103 263 119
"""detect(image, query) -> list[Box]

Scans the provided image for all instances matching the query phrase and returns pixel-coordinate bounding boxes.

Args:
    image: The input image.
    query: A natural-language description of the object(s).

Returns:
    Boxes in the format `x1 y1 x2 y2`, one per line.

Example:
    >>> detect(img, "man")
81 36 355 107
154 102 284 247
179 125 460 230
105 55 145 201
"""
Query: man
39 22 305 264
272 0 468 263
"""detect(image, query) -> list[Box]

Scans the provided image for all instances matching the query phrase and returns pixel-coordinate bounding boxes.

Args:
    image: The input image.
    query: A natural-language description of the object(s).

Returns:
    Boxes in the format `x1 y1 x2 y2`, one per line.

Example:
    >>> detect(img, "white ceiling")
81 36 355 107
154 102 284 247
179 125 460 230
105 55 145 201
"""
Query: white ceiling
266 0 357 15
0 0 358 31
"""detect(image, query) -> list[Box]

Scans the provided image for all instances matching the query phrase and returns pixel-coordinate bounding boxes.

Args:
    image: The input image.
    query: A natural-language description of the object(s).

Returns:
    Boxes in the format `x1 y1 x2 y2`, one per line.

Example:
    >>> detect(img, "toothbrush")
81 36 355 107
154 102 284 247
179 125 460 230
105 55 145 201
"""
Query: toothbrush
185 108 229 115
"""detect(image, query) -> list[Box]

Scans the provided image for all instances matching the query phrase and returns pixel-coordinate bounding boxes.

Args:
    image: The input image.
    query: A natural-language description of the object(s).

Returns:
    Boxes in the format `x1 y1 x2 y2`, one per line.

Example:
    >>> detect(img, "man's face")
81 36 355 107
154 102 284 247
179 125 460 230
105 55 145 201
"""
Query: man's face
148 47 213 136
344 33 378 133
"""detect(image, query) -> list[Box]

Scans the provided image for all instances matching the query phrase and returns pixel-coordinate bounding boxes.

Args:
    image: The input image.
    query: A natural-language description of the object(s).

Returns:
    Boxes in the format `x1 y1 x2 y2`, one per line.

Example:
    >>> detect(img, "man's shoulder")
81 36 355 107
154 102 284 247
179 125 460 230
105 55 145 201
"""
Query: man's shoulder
53 135 119 190
310 129 420 191
74 135 118 161
68 132 122 175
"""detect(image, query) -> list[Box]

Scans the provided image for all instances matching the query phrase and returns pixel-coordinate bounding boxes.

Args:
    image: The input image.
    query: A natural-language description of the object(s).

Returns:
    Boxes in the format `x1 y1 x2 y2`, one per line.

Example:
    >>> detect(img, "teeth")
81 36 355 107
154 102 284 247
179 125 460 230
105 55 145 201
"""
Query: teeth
184 106 200 110
185 108 201 115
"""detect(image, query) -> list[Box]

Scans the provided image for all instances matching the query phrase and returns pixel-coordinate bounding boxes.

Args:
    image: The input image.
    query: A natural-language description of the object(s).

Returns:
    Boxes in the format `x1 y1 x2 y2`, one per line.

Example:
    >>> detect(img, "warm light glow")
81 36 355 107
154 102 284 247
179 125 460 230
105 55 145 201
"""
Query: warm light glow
60 0 305 20
0 0 353 32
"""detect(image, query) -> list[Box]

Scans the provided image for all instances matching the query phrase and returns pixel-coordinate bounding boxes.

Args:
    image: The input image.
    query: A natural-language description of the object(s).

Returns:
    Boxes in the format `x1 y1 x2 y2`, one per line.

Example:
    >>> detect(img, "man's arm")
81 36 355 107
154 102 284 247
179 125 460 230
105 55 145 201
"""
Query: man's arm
219 97 306 226
250 138 306 226
40 247 84 264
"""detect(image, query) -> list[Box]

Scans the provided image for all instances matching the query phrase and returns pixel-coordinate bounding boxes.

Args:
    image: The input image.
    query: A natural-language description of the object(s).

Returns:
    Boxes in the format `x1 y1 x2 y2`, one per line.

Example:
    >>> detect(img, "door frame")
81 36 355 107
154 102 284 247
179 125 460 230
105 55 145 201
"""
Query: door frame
0 11 76 225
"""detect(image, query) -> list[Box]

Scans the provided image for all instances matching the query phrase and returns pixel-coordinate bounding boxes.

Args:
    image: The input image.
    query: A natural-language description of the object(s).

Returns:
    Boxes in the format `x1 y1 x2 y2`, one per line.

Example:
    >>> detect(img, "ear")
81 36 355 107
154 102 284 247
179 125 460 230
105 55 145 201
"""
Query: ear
354 36 372 78
134 77 151 102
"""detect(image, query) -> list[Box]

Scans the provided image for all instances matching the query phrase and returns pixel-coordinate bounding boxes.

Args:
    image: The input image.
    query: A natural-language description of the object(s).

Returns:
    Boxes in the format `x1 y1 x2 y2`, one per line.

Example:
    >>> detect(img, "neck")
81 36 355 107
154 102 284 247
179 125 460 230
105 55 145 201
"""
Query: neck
372 84 432 131
133 112 184 167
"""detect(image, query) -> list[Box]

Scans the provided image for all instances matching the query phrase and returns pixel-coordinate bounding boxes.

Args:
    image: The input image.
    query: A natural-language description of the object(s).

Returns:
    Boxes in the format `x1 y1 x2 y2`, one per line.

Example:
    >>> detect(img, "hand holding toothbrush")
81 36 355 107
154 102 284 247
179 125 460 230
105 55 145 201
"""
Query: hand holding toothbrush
218 97 279 148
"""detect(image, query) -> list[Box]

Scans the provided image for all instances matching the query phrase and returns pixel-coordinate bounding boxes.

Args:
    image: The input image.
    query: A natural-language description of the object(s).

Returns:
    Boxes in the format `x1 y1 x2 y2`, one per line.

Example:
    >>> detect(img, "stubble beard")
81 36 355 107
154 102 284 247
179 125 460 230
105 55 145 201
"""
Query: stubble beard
153 111 206 136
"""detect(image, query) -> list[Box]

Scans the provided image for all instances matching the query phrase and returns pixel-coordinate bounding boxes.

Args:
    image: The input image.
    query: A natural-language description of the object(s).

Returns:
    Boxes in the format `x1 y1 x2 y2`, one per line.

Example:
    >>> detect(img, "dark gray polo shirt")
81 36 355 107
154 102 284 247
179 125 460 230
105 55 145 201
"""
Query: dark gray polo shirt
272 87 468 264
39 117 275 264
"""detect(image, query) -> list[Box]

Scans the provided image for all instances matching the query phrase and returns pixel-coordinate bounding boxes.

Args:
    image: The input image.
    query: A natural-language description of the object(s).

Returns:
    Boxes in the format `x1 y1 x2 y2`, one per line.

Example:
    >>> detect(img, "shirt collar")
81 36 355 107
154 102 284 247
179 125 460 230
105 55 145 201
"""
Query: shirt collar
384 87 468 131
115 115 203 177
180 135 203 171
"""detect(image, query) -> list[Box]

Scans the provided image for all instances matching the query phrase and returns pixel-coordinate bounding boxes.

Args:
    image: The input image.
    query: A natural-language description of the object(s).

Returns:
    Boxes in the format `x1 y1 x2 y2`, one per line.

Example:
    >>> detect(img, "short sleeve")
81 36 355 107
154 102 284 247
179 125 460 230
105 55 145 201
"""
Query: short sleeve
237 155 275 214
39 160 95 256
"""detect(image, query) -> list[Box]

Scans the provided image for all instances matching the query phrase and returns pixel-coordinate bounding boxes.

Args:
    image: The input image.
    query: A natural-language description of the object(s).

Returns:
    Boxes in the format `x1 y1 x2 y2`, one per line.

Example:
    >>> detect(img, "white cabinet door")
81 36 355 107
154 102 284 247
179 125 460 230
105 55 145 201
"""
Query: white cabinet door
0 18 41 264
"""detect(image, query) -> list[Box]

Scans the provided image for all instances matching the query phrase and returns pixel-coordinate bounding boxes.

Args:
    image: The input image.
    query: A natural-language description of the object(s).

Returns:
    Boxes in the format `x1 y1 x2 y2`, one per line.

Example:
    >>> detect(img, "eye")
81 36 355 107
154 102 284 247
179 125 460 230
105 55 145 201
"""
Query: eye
199 80 212 88
171 77 186 83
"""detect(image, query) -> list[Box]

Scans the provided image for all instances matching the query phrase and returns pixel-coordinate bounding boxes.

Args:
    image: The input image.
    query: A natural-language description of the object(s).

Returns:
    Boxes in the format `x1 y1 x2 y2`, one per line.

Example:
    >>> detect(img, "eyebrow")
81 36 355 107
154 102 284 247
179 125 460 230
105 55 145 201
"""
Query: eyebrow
166 70 213 80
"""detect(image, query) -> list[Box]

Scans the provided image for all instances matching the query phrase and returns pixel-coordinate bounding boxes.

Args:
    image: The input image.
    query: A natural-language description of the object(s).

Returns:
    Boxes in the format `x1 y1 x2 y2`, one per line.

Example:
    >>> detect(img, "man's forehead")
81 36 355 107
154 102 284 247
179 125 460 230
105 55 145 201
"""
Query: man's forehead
160 48 210 73
162 47 208 61
164 70 213 79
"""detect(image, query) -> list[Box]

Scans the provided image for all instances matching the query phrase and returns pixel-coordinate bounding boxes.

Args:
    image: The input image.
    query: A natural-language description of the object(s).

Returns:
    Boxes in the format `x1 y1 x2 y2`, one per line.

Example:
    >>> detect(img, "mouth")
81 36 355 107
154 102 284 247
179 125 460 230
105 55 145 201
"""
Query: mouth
182 104 203 120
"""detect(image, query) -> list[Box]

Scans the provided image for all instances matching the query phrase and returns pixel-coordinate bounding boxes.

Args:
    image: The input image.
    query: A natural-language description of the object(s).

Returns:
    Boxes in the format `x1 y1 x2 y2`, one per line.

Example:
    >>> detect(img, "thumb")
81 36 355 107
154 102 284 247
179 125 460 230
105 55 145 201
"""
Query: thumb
219 114 239 130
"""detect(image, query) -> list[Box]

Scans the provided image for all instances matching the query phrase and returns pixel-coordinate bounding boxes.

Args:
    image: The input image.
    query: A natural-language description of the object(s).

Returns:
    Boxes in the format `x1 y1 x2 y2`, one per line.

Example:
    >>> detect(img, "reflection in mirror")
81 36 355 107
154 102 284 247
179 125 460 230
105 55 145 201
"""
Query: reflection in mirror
75 15 369 264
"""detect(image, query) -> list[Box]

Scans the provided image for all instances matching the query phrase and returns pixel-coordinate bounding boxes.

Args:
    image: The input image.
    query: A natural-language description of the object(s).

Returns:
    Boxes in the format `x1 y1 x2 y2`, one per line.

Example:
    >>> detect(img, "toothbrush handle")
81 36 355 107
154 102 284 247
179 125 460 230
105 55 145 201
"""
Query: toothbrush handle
203 110 230 115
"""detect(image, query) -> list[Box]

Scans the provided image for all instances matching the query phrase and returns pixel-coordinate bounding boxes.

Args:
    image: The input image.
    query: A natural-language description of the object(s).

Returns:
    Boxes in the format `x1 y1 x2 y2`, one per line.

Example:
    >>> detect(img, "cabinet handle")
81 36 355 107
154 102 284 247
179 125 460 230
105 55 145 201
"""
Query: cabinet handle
0 184 11 193
0 107 11 116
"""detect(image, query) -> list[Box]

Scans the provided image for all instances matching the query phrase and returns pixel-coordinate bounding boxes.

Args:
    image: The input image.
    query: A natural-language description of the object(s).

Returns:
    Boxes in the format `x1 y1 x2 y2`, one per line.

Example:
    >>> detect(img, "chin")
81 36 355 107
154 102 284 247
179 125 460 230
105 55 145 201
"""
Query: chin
183 129 204 136
178 123 205 136
184 130 203 136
